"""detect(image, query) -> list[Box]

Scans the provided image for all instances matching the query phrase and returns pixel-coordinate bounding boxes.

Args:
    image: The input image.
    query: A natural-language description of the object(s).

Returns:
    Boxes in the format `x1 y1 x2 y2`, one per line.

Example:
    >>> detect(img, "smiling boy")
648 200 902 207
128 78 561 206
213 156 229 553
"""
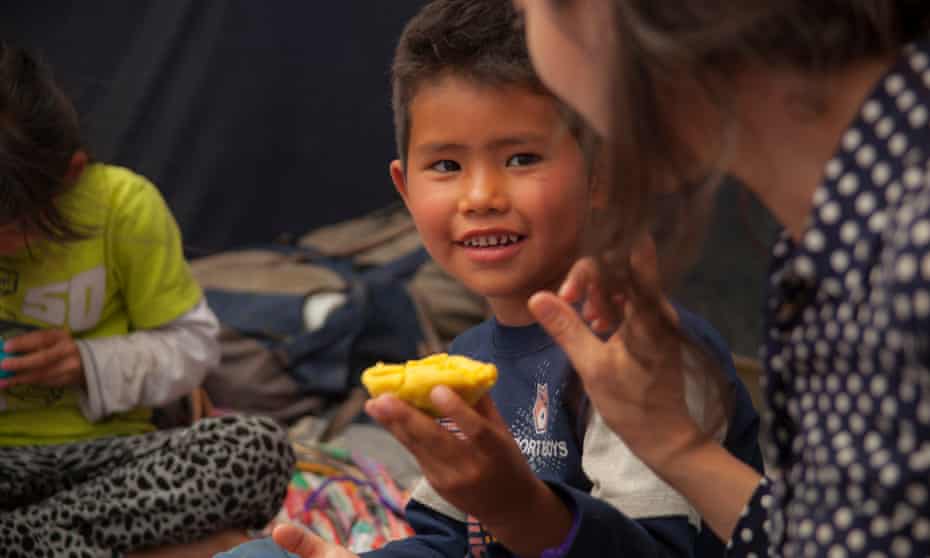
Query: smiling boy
392 75 593 326
372 4 755 555
217 1 762 557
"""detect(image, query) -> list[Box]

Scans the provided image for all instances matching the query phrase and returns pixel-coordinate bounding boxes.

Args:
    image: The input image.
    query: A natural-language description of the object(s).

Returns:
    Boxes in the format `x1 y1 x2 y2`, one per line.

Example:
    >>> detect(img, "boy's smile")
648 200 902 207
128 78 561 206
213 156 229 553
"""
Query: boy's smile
456 228 526 264
391 75 594 325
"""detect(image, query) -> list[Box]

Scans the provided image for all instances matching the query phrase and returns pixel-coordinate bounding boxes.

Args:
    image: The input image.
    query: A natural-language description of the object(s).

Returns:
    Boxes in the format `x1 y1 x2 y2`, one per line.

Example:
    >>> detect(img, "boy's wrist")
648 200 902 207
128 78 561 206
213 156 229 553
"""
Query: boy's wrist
482 479 574 557
537 482 582 558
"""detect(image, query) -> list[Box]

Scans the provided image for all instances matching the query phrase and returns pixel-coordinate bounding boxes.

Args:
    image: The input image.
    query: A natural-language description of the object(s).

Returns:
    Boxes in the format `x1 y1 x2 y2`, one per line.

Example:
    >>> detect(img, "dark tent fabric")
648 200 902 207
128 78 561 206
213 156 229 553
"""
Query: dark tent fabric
2 1 774 355
2 1 425 254
677 183 777 356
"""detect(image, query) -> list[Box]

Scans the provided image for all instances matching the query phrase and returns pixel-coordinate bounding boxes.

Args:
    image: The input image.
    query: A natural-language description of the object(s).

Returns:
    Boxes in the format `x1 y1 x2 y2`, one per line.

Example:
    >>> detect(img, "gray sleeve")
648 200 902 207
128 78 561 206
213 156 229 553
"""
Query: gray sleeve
581 356 723 530
77 299 220 422
582 409 701 527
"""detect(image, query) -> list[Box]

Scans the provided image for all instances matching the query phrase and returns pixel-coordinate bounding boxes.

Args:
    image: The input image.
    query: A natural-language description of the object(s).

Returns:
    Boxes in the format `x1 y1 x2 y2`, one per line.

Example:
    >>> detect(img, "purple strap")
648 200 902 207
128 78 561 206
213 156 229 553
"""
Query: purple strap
538 507 581 558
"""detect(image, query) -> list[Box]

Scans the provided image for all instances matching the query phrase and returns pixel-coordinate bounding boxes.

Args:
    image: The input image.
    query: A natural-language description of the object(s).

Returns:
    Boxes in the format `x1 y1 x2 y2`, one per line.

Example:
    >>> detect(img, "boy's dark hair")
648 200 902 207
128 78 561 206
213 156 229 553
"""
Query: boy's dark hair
391 0 597 165
0 43 87 243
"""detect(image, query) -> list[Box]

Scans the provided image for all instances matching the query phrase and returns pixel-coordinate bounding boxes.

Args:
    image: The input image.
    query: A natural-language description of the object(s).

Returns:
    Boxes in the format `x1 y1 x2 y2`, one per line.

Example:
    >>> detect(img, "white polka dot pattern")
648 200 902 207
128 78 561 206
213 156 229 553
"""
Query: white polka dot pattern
729 43 930 557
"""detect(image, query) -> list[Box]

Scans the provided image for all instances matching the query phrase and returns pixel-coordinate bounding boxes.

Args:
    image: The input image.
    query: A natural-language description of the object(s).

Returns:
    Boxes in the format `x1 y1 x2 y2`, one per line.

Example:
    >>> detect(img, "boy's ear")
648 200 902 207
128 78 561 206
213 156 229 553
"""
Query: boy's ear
390 159 409 202
65 150 88 185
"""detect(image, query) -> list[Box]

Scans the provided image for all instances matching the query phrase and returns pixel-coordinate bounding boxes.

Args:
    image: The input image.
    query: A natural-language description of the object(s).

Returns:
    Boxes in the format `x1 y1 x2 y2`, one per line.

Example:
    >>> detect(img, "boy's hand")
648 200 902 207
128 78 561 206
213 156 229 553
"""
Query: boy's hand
0 329 85 389
272 524 359 558
365 389 573 557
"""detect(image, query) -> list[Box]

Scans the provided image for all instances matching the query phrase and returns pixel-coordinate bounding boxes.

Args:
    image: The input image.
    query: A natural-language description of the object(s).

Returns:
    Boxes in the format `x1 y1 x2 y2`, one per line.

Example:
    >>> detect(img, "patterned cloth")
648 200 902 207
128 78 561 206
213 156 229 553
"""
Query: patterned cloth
729 40 930 556
264 442 413 553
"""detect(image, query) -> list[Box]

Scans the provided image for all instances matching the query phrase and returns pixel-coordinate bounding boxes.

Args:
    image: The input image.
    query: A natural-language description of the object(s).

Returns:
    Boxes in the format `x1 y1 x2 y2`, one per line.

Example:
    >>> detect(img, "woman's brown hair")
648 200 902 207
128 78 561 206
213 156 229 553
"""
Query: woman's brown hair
578 1 930 425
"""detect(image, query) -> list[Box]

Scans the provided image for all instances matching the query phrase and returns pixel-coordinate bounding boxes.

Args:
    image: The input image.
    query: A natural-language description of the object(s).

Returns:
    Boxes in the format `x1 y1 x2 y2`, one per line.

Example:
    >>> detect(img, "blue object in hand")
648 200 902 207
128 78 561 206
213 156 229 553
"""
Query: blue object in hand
0 320 38 380
0 340 12 379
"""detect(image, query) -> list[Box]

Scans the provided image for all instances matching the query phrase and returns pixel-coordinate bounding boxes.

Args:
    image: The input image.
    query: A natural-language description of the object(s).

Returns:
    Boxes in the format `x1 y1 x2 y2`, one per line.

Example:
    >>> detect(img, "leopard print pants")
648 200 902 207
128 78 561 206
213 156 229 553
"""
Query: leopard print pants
0 415 295 557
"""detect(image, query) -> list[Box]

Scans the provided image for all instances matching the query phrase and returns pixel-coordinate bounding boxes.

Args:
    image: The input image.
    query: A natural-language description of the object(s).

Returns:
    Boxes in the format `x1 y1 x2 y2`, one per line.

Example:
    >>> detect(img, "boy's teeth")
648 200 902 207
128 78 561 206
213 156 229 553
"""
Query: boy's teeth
464 235 520 247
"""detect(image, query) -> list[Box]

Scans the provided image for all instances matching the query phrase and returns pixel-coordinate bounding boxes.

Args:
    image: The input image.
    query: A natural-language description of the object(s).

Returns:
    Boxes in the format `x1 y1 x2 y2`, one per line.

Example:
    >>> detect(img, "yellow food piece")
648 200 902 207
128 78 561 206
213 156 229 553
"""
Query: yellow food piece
361 353 498 416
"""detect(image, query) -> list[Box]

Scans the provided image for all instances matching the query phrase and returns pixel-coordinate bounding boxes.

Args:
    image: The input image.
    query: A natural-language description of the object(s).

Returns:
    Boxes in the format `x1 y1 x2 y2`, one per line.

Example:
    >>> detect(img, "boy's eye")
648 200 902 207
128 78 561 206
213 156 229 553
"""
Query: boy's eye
429 160 461 173
506 153 541 167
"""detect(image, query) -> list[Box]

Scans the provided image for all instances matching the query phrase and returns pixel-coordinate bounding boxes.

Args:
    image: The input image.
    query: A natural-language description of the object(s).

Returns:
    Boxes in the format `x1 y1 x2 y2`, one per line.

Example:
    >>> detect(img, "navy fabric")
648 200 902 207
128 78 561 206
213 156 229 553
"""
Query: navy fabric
456 320 592 492
730 40 930 556
217 304 761 558
205 246 429 397
364 306 761 558
364 318 691 558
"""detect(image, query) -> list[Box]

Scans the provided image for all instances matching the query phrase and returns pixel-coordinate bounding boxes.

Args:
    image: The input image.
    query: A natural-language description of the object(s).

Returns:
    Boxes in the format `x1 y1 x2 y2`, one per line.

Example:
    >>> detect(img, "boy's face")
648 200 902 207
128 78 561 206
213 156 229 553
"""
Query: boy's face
392 75 595 325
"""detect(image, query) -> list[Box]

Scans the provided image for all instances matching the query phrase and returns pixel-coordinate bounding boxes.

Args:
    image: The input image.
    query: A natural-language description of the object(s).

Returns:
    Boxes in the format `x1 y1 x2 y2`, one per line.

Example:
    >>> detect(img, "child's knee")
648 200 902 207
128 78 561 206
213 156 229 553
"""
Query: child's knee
202 415 294 473
188 415 295 524
188 416 295 532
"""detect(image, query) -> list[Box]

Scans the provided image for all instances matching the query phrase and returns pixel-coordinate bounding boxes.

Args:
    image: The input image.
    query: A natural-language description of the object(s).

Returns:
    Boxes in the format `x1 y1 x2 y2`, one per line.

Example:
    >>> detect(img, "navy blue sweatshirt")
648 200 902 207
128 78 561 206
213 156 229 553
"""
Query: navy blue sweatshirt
363 305 763 558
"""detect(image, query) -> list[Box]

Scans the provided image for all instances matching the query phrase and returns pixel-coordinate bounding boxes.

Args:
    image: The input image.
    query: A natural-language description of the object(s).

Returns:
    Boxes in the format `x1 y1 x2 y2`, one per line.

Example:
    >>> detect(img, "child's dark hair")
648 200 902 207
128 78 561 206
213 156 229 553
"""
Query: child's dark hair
391 0 597 165
0 43 87 243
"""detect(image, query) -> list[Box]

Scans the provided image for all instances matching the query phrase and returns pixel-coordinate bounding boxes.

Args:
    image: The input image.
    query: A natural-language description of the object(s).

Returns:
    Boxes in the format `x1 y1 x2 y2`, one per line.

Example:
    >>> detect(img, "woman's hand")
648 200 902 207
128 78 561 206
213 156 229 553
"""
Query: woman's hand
559 257 623 335
272 524 359 558
529 256 764 540
528 256 702 471
365 389 573 557
0 329 85 389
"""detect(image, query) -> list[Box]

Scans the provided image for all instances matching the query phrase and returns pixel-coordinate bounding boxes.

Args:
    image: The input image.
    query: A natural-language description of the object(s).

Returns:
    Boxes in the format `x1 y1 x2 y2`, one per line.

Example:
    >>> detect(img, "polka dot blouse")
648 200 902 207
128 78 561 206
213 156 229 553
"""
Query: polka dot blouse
727 42 930 557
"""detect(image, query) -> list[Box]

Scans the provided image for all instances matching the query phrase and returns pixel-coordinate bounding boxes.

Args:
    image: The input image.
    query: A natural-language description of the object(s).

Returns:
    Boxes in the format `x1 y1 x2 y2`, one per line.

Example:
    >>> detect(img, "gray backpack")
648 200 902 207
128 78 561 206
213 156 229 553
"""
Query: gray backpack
191 204 488 424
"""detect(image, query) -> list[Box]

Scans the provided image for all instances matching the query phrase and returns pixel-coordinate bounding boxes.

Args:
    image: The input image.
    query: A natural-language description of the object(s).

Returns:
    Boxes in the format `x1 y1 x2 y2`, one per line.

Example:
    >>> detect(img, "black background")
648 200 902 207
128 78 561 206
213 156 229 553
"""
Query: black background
2 1 775 355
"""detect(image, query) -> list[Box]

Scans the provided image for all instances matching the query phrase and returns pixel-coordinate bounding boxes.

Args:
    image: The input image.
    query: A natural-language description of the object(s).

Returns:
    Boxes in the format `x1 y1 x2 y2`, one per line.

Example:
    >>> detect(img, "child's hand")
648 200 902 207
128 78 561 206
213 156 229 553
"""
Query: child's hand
365 389 573 557
0 329 85 388
272 524 359 558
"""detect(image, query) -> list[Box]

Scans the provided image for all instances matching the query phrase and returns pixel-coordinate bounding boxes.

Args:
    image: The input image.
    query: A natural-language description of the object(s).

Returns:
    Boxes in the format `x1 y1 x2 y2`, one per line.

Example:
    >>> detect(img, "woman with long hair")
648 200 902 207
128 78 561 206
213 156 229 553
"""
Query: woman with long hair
518 1 930 555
